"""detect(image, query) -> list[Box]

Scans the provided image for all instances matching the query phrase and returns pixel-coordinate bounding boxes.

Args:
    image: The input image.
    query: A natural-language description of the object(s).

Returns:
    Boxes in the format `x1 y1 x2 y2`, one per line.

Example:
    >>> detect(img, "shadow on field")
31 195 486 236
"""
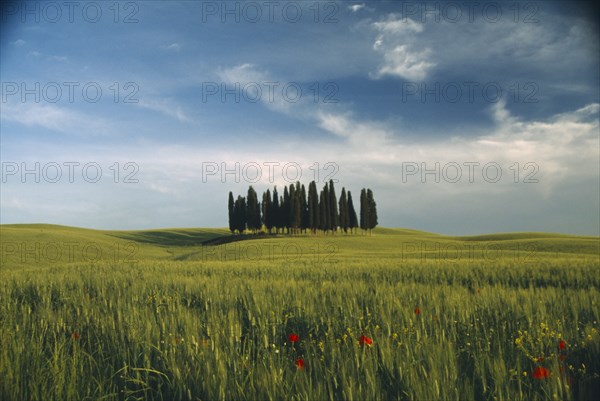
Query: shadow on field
111 230 283 249
110 230 226 247
201 232 281 246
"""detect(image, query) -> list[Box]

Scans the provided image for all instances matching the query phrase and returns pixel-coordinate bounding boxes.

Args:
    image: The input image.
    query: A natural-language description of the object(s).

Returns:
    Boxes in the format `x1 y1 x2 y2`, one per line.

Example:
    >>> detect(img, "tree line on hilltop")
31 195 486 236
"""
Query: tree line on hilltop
228 180 377 235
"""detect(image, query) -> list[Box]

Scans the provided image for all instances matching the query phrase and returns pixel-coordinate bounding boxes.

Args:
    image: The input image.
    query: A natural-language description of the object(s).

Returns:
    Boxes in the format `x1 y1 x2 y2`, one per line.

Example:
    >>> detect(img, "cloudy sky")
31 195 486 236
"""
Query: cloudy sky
1 1 599 235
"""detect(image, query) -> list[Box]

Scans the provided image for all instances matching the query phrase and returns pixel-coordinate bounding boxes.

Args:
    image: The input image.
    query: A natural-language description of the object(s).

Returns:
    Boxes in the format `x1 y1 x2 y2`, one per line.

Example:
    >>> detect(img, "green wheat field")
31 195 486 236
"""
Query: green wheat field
1 224 599 401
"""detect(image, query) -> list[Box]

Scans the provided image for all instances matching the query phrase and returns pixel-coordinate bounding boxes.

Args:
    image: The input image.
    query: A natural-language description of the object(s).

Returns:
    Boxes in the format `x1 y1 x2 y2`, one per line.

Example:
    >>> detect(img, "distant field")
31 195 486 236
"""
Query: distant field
1 224 599 400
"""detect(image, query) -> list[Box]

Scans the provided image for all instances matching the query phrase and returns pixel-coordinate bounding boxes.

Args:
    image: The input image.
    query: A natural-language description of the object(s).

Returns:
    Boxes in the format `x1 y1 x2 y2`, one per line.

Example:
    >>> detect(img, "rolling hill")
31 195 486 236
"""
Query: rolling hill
1 224 598 270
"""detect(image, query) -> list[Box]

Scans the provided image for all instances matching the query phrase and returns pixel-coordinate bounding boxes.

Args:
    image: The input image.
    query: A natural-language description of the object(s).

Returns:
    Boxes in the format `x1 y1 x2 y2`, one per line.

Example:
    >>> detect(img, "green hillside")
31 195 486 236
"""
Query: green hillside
1 224 598 270
1 224 599 400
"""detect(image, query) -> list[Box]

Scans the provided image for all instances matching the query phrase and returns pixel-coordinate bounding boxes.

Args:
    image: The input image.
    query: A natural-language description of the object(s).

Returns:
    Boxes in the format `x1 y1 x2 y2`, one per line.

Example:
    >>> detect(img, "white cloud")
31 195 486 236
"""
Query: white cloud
311 98 599 199
144 100 598 210
164 43 181 52
367 10 597 86
147 182 177 194
11 39 25 46
316 111 389 149
372 16 423 35
378 10 597 88
216 64 294 115
217 63 263 84
136 97 193 123
213 63 599 196
373 36 383 50
0 101 112 136
371 15 435 80
374 45 435 81
349 4 365 13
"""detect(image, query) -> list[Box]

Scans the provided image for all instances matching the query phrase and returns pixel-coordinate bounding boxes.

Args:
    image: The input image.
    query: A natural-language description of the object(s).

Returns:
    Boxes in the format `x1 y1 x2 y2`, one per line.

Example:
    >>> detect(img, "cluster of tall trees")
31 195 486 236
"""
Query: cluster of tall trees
228 180 378 235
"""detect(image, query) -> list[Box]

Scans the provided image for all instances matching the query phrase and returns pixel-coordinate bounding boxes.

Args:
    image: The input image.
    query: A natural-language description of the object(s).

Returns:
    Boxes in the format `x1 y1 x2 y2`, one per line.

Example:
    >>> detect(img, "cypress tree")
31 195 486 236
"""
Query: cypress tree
262 189 273 234
367 189 378 233
280 195 285 232
272 187 280 234
283 186 290 234
246 186 261 233
360 188 368 233
228 191 235 234
292 182 302 233
308 181 319 234
347 191 358 234
234 195 246 234
328 180 339 232
320 184 330 233
288 184 296 233
300 184 308 234
339 187 349 234
319 189 327 233
227 182 378 236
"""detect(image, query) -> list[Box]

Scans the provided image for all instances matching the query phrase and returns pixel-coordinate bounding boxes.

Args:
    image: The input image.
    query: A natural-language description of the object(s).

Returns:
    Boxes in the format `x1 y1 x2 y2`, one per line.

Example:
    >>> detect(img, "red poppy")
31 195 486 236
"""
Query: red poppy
414 307 421 315
359 335 373 346
288 333 299 343
532 366 550 379
71 331 81 340
536 356 545 363
559 340 566 350
295 358 305 369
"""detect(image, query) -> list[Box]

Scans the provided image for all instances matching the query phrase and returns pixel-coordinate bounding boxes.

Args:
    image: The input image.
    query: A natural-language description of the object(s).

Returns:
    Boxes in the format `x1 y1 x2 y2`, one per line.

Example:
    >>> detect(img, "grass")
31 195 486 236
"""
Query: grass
0 224 599 400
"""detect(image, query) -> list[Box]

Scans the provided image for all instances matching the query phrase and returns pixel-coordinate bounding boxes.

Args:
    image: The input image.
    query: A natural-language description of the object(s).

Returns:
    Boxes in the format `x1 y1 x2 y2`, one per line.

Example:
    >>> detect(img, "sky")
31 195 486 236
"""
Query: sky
0 0 599 235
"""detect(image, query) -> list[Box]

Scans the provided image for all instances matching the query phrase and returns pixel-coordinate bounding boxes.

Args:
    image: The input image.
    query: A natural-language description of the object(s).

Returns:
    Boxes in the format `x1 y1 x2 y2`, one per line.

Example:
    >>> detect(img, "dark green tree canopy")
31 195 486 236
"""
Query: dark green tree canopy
228 191 235 234
227 181 378 235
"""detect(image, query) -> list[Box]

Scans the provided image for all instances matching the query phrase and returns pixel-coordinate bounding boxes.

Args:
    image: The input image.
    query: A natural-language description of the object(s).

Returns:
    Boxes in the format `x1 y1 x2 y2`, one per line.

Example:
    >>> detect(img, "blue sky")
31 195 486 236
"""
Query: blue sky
1 0 599 235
